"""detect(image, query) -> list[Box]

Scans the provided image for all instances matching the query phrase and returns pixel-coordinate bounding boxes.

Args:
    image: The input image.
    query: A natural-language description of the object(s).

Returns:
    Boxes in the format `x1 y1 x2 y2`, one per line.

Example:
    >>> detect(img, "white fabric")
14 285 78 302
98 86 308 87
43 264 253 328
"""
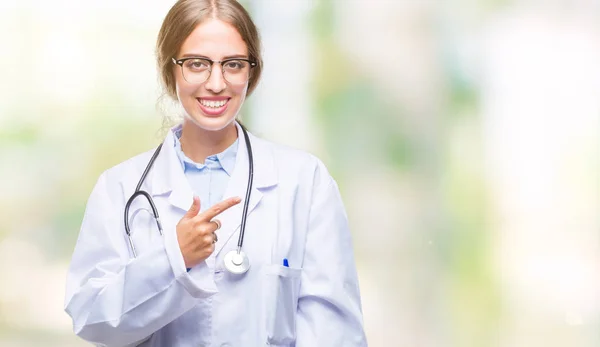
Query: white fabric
64 123 367 347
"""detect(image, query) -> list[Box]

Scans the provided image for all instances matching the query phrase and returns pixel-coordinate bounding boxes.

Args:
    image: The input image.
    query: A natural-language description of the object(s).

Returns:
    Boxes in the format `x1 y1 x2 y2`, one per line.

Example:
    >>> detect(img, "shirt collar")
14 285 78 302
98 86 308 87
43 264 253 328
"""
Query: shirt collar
171 124 238 176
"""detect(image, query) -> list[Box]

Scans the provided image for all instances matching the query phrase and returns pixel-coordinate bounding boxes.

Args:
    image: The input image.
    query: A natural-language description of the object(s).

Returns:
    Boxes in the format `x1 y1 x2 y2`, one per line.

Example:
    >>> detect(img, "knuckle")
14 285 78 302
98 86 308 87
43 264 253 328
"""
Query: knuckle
198 224 210 234
195 220 207 232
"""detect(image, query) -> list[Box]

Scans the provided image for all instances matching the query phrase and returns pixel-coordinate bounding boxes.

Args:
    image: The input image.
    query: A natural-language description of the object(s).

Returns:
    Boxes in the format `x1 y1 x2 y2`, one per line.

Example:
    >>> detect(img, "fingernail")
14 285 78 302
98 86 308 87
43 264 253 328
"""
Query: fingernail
235 197 242 203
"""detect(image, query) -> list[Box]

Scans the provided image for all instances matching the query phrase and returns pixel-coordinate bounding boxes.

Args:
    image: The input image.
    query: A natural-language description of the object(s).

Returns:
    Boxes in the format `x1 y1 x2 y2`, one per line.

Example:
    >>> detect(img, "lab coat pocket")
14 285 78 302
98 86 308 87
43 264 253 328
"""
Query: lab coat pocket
264 264 302 346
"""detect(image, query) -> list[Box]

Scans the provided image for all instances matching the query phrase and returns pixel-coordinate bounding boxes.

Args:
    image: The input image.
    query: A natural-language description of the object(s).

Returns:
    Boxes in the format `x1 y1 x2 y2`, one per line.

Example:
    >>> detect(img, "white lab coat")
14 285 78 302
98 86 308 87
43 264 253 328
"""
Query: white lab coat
65 123 367 347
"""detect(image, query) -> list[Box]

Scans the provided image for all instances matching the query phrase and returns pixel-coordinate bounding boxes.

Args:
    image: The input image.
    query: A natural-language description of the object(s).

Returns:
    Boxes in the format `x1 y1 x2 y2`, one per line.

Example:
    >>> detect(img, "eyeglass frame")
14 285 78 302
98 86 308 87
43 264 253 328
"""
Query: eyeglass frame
171 57 257 85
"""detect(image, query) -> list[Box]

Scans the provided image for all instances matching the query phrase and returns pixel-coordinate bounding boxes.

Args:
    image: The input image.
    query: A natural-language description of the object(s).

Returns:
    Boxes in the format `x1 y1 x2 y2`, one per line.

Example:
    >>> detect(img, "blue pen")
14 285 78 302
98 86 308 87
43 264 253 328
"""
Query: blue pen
283 258 289 267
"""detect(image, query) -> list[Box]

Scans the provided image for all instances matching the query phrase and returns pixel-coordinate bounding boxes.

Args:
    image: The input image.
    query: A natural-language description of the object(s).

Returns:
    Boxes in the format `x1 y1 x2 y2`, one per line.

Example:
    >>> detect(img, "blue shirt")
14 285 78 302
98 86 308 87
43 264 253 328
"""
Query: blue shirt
172 126 238 213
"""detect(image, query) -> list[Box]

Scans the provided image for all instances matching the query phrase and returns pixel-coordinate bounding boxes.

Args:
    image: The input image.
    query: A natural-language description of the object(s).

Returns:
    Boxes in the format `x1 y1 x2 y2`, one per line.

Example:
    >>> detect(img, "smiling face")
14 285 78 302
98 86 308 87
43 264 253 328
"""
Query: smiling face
174 19 250 131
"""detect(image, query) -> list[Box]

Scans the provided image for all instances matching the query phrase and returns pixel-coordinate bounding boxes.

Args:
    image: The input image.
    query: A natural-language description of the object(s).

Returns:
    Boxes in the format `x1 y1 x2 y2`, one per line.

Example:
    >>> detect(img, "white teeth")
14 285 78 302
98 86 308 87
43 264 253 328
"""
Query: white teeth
200 99 227 108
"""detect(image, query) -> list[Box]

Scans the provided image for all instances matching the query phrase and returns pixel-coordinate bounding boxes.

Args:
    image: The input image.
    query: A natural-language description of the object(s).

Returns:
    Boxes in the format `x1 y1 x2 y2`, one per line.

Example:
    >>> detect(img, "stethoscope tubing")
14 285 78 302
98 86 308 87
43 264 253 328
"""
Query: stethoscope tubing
236 125 253 251
123 125 253 263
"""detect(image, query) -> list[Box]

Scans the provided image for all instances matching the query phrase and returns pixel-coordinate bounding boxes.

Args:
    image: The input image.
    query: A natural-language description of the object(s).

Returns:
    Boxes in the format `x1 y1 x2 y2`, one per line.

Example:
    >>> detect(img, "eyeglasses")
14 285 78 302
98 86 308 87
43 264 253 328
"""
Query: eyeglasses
172 57 257 85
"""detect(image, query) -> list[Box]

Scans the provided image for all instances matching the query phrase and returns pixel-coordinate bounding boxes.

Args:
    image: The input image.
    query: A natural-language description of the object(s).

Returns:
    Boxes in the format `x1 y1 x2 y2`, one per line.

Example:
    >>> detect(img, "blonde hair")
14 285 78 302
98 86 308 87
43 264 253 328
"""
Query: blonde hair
156 0 263 101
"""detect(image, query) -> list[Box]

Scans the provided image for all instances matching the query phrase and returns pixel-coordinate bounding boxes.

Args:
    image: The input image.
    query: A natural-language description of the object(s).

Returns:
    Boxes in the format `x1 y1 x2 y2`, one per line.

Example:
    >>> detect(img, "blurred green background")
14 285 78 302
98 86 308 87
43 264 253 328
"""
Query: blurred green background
0 0 598 346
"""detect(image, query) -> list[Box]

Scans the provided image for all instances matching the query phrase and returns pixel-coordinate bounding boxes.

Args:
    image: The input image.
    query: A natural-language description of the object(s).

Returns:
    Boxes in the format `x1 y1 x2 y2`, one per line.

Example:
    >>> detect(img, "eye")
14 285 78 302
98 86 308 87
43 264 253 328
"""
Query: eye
184 59 209 71
223 60 246 71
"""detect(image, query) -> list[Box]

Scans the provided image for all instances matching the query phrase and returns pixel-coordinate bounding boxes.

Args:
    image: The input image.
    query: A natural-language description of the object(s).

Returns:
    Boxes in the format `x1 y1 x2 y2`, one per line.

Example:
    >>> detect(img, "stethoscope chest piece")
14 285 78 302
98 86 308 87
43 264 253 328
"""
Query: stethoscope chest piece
224 250 250 274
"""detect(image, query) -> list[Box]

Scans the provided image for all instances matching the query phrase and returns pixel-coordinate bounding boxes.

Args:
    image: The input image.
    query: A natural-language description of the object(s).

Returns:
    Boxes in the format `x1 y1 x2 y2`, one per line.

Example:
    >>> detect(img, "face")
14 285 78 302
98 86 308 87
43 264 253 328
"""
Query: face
174 19 250 131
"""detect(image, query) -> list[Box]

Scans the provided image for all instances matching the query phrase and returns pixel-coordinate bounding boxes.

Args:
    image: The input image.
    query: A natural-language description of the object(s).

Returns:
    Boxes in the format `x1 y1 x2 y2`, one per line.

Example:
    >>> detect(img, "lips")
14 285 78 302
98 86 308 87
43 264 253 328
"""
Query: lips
196 97 230 116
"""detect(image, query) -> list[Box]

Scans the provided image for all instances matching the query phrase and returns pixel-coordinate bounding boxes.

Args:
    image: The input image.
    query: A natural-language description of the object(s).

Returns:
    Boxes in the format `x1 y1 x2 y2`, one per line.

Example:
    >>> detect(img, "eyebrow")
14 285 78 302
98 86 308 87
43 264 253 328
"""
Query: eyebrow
179 53 249 60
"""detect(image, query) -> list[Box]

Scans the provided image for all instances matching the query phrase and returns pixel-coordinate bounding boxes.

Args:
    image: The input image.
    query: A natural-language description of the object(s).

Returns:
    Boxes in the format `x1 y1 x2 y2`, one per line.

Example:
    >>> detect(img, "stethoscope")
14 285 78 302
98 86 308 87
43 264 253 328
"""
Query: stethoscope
124 124 253 275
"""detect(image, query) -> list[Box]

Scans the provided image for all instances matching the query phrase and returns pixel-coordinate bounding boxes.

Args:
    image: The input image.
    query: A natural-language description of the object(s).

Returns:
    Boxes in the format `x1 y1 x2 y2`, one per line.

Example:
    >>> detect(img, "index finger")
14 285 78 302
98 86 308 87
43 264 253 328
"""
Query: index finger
198 196 242 221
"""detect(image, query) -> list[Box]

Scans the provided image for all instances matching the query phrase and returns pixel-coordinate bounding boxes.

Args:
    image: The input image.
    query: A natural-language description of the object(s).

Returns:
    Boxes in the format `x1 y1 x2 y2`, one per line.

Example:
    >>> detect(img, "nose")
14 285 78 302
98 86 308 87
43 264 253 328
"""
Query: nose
204 65 227 93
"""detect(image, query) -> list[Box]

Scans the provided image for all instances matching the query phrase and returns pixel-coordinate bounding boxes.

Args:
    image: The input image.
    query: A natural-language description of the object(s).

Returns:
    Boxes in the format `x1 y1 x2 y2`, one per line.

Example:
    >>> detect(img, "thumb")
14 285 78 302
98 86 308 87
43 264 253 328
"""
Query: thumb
184 196 201 218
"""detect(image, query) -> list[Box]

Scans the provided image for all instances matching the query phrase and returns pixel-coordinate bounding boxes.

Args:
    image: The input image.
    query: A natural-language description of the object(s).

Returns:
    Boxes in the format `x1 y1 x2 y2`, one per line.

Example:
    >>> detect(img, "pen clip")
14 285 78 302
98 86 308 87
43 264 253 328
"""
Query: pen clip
283 258 289 267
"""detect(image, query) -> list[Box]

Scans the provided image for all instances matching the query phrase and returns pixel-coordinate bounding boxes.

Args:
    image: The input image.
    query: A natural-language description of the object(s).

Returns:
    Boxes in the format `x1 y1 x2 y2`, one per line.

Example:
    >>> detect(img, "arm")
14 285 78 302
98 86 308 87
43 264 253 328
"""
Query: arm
64 172 218 347
296 164 368 346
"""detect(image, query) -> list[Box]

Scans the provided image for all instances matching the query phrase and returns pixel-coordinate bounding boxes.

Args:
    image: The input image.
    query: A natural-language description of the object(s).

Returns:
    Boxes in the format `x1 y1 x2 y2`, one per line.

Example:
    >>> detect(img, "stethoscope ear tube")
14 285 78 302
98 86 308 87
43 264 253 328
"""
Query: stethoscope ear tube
136 143 163 192
124 144 164 258
125 191 163 236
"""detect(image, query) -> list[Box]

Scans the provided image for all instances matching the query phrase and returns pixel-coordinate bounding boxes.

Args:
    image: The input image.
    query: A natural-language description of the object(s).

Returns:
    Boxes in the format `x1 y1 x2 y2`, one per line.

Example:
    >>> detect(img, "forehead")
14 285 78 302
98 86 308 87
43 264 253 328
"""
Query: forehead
178 19 248 58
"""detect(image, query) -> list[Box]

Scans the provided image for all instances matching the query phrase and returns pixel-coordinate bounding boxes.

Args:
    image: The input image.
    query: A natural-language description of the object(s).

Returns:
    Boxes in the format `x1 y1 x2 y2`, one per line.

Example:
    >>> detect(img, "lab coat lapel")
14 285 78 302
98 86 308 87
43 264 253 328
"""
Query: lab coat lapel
149 129 194 212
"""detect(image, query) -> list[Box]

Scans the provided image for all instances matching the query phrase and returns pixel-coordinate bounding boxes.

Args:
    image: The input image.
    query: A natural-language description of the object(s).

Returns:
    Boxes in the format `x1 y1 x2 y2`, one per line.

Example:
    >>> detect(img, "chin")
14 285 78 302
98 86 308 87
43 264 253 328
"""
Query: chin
184 113 237 132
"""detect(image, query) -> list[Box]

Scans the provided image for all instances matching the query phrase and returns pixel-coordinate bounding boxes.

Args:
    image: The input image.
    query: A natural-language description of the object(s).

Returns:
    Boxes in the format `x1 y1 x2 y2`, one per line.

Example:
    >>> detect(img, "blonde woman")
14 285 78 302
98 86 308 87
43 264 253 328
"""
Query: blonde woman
64 1 367 346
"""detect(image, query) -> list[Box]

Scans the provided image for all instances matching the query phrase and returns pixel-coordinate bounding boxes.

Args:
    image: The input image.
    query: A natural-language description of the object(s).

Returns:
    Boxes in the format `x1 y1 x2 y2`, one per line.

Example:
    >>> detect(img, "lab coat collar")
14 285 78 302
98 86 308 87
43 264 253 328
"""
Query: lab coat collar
148 121 277 256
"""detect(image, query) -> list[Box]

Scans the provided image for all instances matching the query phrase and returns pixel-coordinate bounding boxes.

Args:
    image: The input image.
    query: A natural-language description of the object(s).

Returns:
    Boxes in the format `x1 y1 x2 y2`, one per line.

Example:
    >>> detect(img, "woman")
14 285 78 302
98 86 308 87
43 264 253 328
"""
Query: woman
64 0 367 346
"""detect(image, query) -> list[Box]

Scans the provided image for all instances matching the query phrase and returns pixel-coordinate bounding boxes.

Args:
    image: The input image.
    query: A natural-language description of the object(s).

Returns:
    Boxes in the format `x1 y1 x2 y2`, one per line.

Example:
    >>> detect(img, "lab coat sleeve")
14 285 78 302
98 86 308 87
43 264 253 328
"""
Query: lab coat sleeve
295 164 368 346
64 172 218 347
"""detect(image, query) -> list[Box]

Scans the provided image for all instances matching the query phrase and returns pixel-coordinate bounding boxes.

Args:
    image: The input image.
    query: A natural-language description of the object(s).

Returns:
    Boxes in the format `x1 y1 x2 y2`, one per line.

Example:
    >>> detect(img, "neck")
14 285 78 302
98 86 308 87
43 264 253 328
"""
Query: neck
179 120 238 163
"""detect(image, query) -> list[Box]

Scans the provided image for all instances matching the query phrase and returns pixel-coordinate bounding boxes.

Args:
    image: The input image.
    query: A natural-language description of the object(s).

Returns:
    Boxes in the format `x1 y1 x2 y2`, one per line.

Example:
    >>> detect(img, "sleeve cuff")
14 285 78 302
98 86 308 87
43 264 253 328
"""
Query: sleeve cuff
163 226 218 298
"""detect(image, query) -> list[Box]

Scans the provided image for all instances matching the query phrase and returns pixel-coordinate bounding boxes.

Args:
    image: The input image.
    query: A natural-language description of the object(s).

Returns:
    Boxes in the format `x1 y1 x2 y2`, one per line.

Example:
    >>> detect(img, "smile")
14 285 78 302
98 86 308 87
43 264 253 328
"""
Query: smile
196 97 230 116
198 98 229 108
